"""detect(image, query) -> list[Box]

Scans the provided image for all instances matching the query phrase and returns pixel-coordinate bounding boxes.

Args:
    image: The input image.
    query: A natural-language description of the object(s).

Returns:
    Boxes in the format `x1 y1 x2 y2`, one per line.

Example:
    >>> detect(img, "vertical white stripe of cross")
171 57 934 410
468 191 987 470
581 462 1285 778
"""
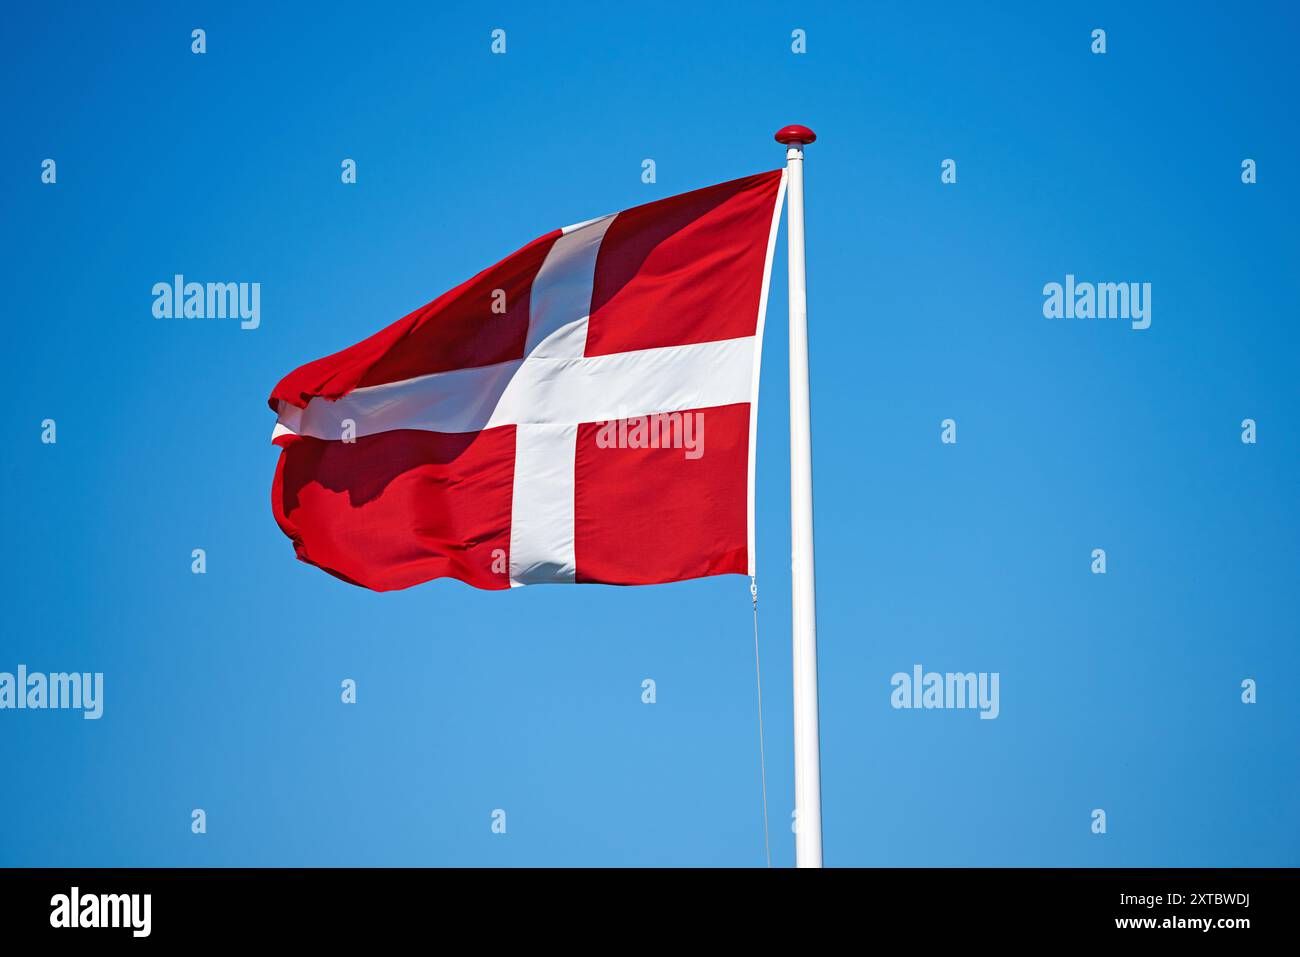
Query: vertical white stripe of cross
508 214 616 586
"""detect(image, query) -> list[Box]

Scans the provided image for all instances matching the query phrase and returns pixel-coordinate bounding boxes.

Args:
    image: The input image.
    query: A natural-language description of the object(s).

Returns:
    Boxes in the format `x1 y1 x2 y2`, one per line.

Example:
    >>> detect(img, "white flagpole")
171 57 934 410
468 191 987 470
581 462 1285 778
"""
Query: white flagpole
775 124 823 868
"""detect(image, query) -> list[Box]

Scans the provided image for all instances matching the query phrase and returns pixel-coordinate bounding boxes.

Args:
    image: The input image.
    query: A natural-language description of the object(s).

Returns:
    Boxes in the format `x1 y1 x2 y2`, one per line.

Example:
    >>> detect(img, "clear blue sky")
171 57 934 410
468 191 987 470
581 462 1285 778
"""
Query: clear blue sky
3 1 1296 866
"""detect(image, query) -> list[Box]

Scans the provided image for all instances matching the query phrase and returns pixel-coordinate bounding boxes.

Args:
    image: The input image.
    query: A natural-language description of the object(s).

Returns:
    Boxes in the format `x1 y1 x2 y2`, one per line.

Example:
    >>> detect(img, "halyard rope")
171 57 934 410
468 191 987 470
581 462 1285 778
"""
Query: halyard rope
751 575 772 868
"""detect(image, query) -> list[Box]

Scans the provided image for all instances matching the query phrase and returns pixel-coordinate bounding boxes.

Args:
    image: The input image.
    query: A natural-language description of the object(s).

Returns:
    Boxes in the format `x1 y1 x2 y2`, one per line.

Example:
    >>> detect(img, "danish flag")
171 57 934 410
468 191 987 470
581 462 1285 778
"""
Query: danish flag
269 169 787 590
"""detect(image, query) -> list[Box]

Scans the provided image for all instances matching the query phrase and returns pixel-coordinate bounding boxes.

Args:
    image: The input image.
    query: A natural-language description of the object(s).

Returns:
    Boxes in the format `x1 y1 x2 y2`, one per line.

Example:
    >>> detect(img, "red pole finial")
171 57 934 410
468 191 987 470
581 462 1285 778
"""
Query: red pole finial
775 125 817 145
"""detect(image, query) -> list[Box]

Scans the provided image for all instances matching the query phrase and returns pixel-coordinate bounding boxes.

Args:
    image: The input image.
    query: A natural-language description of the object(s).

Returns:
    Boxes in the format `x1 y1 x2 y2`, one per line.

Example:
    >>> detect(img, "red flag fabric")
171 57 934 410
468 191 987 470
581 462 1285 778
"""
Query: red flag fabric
269 169 787 590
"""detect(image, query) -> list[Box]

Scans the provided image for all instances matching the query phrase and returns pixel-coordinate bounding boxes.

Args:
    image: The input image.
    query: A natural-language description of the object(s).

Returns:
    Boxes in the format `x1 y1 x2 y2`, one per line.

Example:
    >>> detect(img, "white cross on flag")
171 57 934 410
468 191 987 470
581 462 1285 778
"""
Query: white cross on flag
269 169 787 590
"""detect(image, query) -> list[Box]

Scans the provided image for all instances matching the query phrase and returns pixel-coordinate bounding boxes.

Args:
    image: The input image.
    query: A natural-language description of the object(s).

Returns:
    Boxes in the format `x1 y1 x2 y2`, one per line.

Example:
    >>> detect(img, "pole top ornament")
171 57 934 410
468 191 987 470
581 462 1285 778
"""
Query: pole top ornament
775 125 817 145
